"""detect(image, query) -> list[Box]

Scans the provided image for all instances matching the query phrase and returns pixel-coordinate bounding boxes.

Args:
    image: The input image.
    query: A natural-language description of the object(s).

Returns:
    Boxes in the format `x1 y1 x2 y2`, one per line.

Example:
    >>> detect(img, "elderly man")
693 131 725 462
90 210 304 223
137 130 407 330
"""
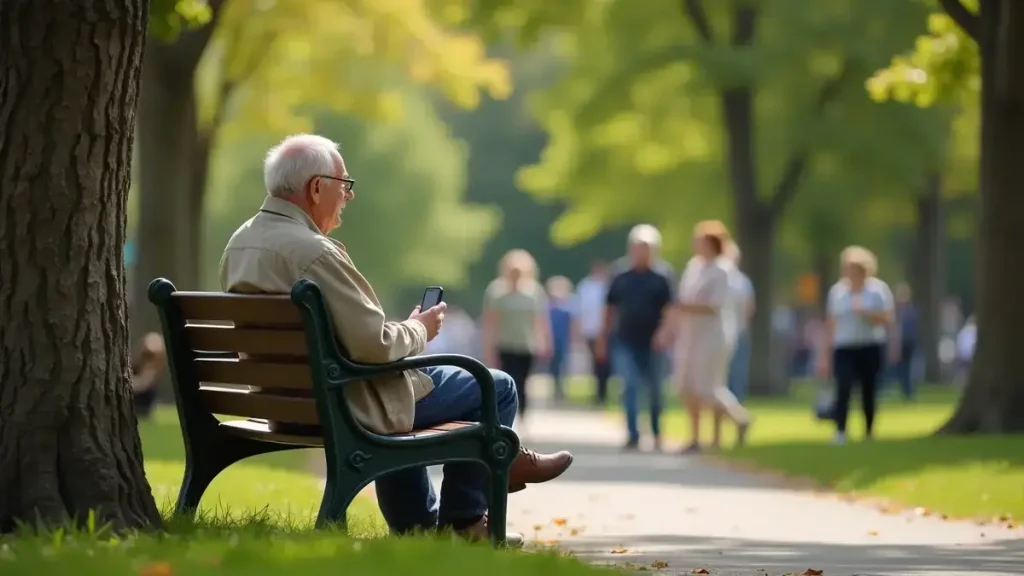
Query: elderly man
220 134 573 545
596 225 675 452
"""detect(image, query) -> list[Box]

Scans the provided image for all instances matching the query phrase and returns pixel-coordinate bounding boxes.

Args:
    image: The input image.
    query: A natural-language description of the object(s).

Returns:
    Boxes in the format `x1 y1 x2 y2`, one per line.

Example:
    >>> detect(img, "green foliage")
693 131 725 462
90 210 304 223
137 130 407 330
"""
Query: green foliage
509 0 946 267
202 89 498 309
149 0 213 41
867 1 981 107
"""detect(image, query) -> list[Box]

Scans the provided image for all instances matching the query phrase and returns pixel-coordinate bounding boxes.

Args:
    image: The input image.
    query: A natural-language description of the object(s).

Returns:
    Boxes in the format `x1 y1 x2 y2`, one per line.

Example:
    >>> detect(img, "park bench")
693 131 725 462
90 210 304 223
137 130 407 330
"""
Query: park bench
147 277 520 546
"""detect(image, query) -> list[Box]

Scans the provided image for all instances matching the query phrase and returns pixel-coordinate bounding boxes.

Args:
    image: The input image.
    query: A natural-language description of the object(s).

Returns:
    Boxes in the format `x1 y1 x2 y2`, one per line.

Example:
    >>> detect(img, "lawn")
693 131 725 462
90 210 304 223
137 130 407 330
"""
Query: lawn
566 376 1024 522
0 407 617 576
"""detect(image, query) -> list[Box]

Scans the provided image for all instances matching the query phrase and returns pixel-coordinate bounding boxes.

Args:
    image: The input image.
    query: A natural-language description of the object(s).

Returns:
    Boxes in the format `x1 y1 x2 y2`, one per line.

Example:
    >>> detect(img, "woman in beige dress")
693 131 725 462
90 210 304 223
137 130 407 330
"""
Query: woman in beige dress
672 221 750 453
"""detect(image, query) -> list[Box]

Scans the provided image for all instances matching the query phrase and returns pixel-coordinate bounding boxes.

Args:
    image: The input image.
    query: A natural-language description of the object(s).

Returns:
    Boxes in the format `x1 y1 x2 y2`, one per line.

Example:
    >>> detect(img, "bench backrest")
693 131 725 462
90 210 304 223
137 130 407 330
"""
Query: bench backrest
151 283 323 428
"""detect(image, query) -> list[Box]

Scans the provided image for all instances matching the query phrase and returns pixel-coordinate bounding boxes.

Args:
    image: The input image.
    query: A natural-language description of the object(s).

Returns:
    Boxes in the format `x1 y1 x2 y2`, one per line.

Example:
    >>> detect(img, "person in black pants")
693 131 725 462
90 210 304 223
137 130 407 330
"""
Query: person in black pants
481 249 551 420
818 246 895 444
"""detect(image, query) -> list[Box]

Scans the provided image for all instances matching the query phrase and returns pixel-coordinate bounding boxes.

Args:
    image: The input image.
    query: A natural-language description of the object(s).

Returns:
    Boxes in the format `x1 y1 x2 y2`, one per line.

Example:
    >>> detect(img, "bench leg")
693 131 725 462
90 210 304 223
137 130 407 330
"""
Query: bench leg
174 452 229 518
314 475 362 531
488 466 510 547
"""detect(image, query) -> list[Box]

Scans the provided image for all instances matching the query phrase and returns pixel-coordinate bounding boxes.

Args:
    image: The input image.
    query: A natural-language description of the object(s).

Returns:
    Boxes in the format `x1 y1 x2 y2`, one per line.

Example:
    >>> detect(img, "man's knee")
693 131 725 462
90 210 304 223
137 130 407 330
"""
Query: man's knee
489 369 518 407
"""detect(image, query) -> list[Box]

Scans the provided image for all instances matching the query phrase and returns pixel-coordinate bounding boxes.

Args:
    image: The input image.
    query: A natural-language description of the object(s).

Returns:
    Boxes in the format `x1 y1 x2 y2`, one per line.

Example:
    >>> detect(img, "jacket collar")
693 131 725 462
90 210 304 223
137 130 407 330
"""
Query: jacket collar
259 196 321 235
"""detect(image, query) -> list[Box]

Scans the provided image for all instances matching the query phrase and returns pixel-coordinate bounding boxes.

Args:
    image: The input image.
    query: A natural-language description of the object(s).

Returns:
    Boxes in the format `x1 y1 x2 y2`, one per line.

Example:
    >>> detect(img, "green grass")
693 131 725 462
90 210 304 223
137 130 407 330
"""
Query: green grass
0 408 616 576
565 377 1024 521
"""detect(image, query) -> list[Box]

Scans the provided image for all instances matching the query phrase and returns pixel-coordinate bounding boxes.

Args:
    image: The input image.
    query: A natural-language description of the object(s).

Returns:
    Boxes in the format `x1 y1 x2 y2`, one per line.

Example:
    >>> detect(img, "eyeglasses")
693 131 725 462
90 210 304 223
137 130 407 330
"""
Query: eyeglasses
315 175 355 193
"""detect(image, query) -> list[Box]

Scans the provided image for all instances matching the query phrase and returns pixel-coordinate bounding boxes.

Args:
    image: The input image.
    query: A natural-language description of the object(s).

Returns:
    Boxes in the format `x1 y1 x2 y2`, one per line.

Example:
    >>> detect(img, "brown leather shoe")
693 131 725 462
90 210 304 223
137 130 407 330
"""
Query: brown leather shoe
508 446 573 493
455 515 524 548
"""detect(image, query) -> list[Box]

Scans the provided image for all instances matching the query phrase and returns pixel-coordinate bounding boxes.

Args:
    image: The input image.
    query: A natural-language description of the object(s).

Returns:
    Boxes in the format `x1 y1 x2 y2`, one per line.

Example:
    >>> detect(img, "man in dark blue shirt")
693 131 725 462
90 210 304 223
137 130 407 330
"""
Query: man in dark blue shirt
597 225 675 451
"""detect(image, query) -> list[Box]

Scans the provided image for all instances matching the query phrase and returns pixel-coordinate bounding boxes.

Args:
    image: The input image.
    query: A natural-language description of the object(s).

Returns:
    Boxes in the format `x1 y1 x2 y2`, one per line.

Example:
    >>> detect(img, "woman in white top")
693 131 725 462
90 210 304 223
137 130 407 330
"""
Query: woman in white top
671 221 750 453
817 246 895 444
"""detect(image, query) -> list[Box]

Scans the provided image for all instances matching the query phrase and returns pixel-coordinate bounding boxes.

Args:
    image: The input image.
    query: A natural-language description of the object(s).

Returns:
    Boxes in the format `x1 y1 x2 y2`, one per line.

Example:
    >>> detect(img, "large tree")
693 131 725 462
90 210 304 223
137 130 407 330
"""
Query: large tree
0 0 161 530
873 0 1024 432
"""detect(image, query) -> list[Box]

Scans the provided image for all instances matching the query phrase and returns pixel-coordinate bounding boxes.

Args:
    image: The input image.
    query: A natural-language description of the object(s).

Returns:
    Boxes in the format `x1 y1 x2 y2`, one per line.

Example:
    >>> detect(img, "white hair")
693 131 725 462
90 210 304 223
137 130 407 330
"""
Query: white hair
263 134 341 198
627 224 662 248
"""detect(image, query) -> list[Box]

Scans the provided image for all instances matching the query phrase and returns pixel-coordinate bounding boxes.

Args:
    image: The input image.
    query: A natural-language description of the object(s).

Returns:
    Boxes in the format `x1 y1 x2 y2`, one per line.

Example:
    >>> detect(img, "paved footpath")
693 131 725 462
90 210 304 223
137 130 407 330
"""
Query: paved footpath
504 408 1022 576
315 391 1023 576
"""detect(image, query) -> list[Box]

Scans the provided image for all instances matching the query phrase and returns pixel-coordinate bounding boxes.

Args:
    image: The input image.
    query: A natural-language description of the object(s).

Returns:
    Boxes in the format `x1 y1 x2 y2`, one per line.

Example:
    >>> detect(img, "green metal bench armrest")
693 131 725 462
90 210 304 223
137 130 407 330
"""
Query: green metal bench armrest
290 278 503 436
322 353 501 432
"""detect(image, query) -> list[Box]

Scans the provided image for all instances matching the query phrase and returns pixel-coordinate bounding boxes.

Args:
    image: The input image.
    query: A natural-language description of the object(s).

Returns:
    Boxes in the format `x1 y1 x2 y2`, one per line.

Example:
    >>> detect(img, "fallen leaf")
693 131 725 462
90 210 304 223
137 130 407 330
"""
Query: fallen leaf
691 569 710 575
651 560 669 569
611 547 629 554
867 530 878 536
553 517 568 526
1006 521 1019 529
802 570 823 576
532 524 543 532
940 513 949 520
545 540 559 546
914 507 930 517
140 562 173 576
570 528 580 536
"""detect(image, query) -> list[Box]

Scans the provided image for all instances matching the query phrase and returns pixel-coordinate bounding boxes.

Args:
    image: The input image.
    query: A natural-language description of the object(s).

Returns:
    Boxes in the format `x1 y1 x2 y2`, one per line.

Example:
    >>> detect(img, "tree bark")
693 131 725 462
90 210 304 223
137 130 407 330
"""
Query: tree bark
912 173 945 384
941 0 1024 433
0 0 162 531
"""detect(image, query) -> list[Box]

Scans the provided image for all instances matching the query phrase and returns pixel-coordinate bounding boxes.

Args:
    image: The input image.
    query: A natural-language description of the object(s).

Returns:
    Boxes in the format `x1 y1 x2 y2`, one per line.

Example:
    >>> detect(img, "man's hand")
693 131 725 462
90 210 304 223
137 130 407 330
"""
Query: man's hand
411 302 447 342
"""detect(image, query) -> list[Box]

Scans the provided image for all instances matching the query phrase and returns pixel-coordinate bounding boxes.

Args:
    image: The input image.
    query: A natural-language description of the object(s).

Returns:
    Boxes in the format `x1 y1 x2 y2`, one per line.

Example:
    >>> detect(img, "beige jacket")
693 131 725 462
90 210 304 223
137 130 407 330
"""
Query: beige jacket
219 197 433 434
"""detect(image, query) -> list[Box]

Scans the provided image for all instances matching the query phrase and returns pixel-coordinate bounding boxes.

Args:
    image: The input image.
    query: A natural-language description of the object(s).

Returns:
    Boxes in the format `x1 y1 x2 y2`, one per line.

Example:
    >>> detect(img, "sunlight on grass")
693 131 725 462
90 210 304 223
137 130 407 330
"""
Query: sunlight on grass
567 377 1024 520
0 407 613 575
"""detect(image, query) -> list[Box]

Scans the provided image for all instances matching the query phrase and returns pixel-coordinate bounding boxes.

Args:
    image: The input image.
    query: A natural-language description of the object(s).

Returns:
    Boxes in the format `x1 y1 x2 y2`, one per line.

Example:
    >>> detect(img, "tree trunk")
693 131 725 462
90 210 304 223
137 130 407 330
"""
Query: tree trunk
131 22 219 398
913 173 945 384
720 85 788 396
941 0 1024 433
0 0 162 531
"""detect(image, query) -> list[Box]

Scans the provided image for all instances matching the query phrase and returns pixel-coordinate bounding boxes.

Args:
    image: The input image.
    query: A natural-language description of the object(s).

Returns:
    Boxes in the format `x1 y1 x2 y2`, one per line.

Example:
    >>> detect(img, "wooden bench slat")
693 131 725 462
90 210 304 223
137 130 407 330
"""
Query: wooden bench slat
185 325 308 356
220 419 324 446
172 292 301 326
194 358 312 389
200 387 318 425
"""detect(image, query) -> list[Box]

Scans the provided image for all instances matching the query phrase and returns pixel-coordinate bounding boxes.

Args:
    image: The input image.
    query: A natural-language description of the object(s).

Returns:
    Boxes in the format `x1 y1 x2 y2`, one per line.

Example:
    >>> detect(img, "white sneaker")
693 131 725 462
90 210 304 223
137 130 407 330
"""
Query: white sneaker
832 432 847 445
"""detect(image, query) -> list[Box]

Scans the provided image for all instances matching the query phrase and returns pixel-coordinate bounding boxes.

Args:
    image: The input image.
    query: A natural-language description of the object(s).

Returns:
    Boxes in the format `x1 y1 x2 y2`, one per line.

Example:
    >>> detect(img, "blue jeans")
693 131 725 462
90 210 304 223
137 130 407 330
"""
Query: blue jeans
612 342 663 443
374 365 518 534
727 330 751 402
550 346 568 401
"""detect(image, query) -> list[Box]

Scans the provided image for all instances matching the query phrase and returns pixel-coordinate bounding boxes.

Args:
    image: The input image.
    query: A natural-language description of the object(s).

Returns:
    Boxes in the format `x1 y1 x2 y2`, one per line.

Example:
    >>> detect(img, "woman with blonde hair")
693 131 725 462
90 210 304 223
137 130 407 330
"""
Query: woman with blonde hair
482 249 552 420
671 220 751 453
817 245 895 444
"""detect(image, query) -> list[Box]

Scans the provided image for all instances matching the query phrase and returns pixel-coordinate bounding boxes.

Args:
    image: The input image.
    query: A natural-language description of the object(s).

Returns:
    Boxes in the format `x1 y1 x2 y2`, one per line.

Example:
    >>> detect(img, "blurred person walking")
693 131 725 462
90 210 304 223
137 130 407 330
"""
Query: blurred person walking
481 249 552 422
546 275 578 403
597 225 675 451
889 283 918 400
722 243 755 402
671 221 751 453
817 246 895 444
575 260 612 404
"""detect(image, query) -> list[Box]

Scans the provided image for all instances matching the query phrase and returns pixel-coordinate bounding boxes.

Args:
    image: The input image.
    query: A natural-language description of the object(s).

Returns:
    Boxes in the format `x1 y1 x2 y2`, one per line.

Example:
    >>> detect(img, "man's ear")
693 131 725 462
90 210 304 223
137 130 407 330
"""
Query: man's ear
309 178 320 205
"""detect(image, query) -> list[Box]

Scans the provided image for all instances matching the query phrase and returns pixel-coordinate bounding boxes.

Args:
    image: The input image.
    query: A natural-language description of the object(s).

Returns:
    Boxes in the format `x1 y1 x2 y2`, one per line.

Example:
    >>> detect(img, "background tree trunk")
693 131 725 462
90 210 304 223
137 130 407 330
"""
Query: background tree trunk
942 0 1024 433
0 0 162 531
913 173 945 384
131 19 220 399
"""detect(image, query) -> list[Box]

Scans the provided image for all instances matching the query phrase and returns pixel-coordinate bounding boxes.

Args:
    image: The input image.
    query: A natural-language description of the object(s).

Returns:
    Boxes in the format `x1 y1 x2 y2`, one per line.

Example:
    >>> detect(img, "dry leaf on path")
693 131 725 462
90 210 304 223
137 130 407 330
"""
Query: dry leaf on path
570 528 580 536
690 569 710 575
801 569 824 576
651 560 669 569
610 547 629 554
553 517 568 526
533 524 544 532
867 530 878 536
140 562 173 576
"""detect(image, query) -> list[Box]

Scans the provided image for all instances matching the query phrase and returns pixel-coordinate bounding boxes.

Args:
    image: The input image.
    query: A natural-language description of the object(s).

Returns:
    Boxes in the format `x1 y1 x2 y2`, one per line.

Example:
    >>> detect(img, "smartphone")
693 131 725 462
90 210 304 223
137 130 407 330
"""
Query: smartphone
420 286 444 311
